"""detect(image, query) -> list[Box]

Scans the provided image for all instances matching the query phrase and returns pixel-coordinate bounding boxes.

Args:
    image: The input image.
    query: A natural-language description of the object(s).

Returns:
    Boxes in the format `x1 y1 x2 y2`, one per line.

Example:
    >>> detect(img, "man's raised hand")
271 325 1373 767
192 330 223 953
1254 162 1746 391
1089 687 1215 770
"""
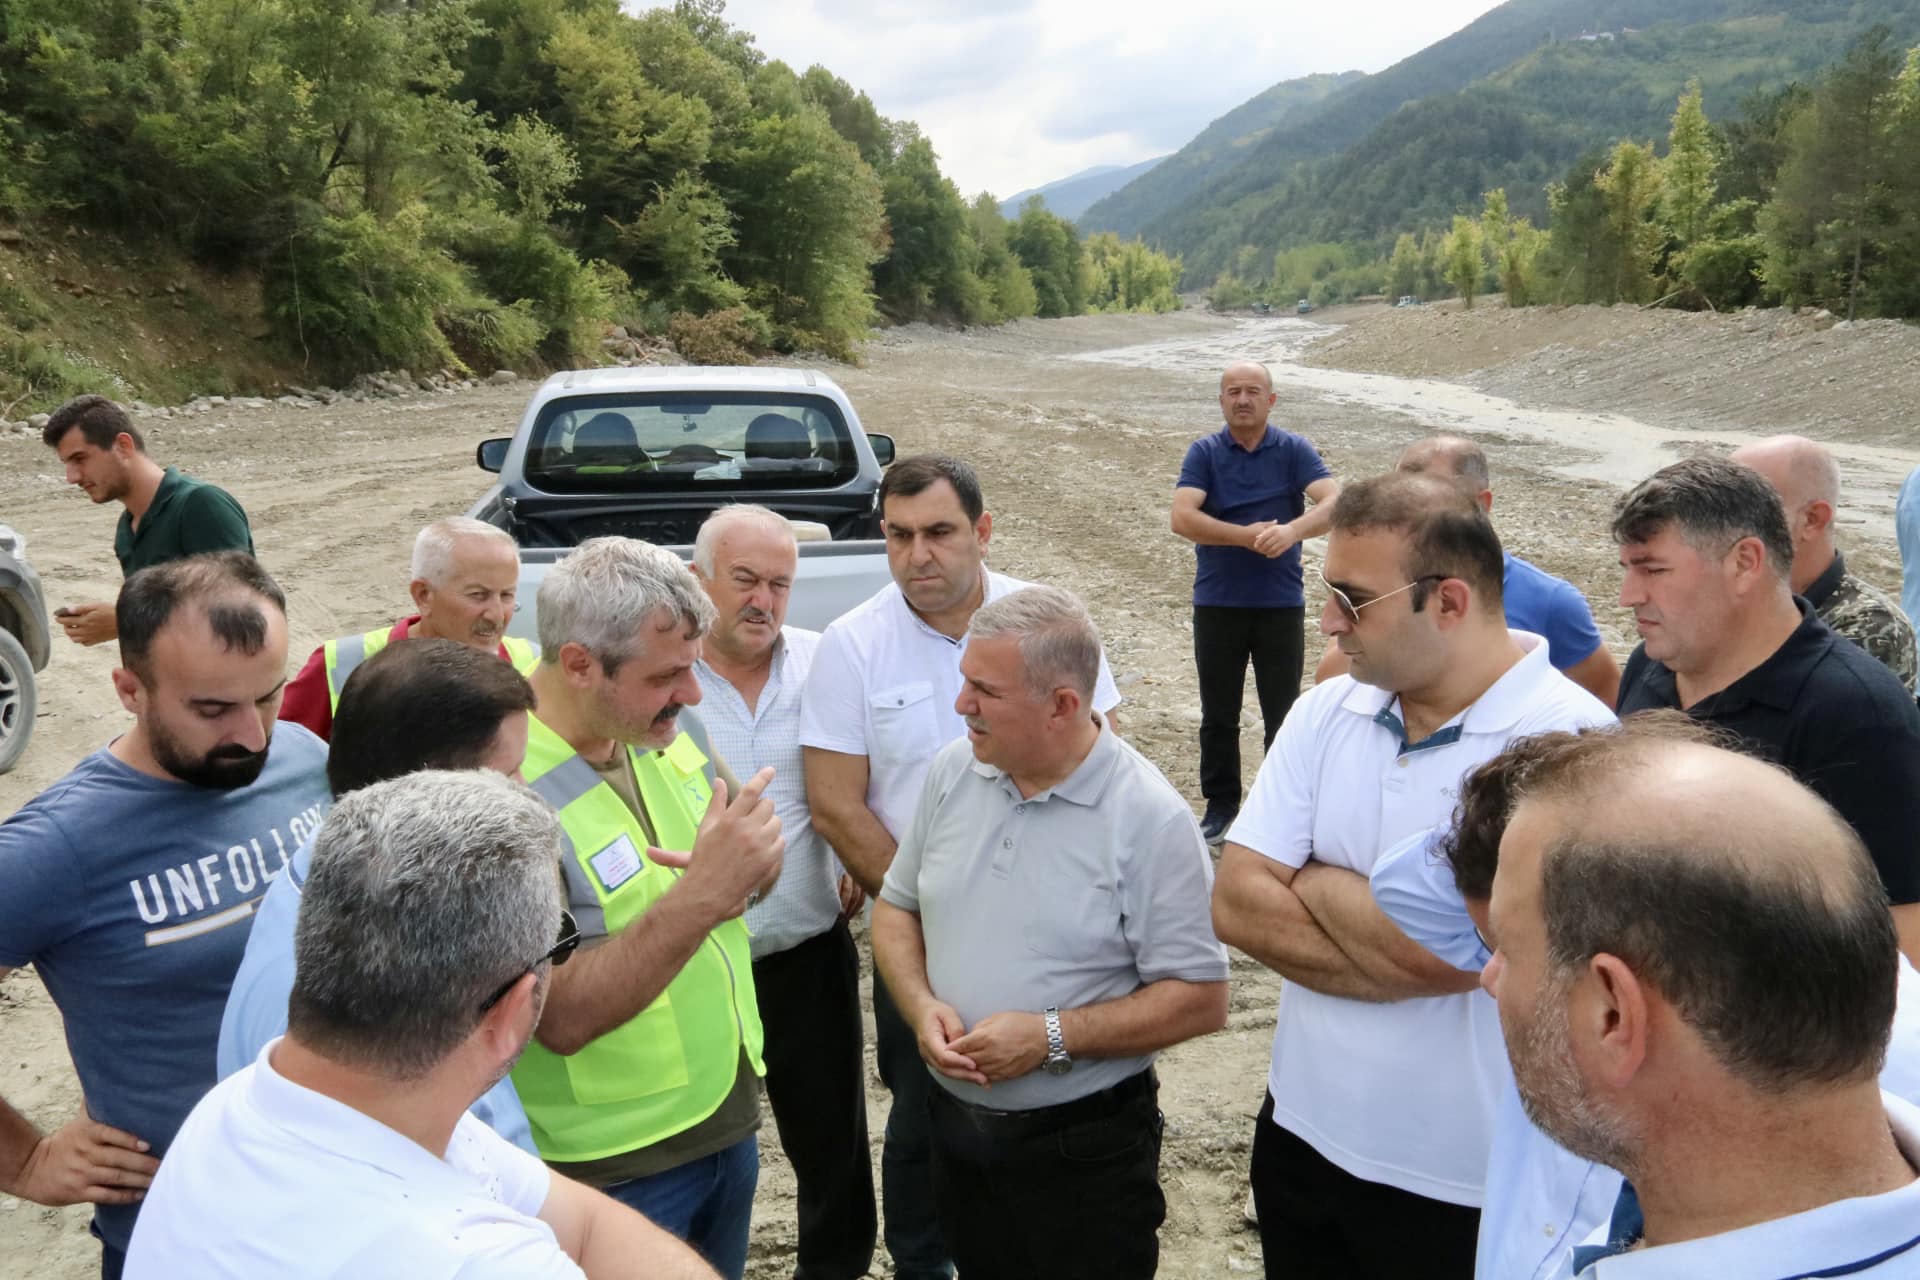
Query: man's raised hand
650 767 783 924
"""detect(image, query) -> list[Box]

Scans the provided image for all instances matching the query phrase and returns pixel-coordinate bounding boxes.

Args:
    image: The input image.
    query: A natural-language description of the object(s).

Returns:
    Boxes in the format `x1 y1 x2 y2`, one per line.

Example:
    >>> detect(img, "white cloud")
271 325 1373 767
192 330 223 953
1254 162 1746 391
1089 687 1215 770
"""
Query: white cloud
640 0 1508 198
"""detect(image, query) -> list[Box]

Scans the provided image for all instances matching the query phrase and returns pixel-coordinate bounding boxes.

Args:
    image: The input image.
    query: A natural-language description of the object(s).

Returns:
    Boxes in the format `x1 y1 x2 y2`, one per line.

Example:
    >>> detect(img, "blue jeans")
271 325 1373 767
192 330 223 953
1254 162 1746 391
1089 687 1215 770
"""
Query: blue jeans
603 1135 760 1280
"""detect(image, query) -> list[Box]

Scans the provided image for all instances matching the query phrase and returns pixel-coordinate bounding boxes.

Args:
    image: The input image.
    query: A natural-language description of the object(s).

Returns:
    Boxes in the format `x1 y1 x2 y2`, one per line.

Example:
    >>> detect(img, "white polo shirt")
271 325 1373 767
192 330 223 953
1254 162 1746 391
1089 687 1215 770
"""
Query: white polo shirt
798 570 1121 840
1556 1092 1920 1277
1227 631 1612 1205
126 1041 581 1279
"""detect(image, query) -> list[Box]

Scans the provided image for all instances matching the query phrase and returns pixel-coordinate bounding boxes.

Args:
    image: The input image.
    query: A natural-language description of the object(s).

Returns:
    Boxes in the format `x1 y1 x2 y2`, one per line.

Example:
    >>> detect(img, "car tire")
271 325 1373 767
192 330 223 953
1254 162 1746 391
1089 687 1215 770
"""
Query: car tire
0 625 36 775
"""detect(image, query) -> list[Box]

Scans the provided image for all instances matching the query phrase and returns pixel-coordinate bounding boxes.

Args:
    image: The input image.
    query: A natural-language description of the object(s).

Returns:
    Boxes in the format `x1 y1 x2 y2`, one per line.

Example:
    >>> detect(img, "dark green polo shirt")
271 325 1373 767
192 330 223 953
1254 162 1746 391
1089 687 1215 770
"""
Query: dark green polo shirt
113 467 254 576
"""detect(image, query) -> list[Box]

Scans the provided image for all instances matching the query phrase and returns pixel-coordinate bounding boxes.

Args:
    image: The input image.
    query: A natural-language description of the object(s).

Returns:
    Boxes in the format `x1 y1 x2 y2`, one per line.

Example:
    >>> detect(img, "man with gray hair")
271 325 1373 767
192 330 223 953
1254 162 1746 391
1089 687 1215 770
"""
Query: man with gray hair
280 515 535 740
873 585 1229 1278
1729 434 1916 691
124 770 718 1278
691 506 875 1280
514 535 784 1280
1612 456 1920 963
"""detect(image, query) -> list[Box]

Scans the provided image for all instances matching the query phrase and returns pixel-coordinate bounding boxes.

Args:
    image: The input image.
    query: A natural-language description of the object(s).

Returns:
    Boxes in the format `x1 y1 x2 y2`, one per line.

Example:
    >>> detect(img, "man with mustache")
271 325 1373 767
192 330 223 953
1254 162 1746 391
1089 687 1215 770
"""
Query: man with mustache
1610 457 1920 963
690 506 876 1280
1482 733 1920 1277
41 394 254 646
514 536 785 1280
279 516 537 740
0 552 330 1278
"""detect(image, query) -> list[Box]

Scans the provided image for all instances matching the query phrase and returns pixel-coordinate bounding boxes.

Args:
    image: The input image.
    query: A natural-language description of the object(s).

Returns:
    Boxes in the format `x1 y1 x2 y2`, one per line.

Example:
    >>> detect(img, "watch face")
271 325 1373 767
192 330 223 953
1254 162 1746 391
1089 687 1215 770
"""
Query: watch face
1044 1056 1073 1076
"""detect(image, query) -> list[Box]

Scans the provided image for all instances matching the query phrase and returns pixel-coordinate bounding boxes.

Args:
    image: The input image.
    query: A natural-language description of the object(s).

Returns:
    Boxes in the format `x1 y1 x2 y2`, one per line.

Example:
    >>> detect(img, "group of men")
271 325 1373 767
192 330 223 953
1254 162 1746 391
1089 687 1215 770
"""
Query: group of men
4 367 1920 1280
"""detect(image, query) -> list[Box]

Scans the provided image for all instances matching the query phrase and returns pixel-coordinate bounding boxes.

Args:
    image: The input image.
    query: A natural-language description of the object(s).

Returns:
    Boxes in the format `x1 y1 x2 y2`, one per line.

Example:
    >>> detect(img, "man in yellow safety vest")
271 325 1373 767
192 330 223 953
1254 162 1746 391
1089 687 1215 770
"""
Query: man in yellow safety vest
514 535 784 1280
279 516 535 740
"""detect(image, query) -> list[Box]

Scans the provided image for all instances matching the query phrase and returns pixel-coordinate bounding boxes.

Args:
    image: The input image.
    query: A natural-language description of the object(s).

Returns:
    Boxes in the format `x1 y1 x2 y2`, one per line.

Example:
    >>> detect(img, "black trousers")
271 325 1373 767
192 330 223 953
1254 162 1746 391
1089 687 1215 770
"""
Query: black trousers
1249 1093 1479 1280
1193 606 1306 806
928 1070 1165 1280
753 921 878 1280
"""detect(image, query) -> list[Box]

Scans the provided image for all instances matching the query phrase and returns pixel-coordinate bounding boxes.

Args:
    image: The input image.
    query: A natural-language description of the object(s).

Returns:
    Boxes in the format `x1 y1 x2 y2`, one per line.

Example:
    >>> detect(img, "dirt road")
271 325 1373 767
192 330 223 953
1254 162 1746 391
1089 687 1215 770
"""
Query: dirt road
3 304 1915 1276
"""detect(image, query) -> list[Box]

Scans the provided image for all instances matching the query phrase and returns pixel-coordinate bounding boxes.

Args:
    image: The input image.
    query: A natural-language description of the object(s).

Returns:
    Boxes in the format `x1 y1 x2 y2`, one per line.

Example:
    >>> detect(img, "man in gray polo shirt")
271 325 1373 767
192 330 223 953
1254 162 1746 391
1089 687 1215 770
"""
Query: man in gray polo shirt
873 586 1229 1280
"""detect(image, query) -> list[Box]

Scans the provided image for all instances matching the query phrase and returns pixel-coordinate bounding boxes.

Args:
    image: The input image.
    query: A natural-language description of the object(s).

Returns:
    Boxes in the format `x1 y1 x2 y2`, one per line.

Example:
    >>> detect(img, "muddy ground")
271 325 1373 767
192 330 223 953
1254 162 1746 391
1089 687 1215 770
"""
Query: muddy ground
3 302 1917 1276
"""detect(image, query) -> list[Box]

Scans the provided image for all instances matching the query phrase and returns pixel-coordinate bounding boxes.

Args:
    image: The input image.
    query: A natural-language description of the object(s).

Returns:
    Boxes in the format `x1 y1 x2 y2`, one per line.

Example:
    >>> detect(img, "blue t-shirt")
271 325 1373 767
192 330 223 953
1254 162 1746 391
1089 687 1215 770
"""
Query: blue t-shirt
0 727 330 1250
1501 552 1605 672
218 832 538 1155
1176 425 1333 608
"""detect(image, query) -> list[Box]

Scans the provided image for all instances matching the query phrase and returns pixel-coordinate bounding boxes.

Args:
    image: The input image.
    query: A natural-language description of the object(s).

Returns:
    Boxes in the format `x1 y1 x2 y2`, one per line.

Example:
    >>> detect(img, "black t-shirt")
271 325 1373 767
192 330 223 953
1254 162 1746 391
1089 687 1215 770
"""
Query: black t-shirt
1617 601 1920 904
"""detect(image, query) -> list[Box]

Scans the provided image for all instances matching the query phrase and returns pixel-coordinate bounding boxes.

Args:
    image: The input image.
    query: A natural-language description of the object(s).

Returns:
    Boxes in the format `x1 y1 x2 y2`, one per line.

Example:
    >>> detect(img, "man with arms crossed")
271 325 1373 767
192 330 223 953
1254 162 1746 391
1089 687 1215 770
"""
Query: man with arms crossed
1483 733 1920 1277
127 770 716 1278
1171 361 1340 843
691 505 876 1280
279 515 537 740
1211 472 1611 1280
0 553 329 1277
873 587 1227 1278
802 455 1121 1280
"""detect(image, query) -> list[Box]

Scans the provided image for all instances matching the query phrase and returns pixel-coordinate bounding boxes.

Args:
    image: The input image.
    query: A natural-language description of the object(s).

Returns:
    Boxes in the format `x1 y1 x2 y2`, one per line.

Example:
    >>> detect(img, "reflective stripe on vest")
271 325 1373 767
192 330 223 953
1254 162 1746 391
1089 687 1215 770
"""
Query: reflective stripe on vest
511 710 765 1164
324 628 540 710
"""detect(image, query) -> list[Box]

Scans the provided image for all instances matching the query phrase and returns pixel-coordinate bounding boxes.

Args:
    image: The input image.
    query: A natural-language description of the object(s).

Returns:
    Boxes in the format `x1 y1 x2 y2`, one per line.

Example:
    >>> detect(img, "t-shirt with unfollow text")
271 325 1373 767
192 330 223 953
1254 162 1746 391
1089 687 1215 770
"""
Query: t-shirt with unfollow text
0 728 330 1250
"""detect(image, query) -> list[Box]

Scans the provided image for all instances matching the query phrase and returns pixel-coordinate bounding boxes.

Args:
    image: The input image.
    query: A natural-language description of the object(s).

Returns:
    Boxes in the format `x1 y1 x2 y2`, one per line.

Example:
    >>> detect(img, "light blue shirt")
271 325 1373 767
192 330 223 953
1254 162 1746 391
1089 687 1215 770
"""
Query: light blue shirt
1373 826 1920 1280
1557 1094 1920 1277
1899 466 1920 651
217 832 538 1155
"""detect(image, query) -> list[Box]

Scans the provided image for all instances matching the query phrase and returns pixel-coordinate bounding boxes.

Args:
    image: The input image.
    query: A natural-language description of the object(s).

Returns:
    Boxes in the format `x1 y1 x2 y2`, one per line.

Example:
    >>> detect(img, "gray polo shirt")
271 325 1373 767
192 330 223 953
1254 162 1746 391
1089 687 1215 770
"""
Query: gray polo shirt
880 722 1228 1111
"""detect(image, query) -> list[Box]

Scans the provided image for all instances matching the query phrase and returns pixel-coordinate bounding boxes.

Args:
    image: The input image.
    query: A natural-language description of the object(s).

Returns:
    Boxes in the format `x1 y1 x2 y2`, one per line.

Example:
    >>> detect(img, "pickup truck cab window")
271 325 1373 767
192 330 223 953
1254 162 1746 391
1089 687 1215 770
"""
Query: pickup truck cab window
525 393 859 493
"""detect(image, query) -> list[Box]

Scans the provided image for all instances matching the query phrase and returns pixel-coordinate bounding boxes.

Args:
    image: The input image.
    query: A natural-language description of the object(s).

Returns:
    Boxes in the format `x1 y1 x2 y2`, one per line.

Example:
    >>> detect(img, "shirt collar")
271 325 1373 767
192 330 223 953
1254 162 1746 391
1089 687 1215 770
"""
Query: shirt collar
1340 631 1554 743
146 466 187 516
1216 424 1277 454
244 1039 475 1194
1803 550 1848 611
1681 599 1831 714
1571 1094 1920 1277
966 712 1120 807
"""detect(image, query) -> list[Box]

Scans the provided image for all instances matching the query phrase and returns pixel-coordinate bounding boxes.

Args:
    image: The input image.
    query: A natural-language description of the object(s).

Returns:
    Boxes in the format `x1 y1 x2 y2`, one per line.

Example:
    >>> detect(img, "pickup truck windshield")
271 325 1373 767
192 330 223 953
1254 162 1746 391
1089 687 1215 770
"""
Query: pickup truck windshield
524 392 859 493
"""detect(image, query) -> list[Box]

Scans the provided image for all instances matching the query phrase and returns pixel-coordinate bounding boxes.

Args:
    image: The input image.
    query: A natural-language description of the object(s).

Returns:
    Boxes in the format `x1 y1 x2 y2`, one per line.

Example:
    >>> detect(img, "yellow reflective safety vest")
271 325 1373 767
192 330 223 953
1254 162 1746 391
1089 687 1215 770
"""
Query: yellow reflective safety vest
511 710 765 1163
323 624 540 707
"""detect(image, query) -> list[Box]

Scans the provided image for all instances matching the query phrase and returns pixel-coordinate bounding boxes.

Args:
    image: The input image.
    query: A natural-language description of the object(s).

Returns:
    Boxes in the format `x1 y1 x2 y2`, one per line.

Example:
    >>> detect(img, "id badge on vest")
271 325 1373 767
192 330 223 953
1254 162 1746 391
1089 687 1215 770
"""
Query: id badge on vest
589 833 645 893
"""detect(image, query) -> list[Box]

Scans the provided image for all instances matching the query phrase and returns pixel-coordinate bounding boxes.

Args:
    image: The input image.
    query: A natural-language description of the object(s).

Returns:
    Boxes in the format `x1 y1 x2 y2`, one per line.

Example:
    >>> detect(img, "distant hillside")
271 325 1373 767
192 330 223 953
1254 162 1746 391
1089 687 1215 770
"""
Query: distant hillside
1081 71 1365 237
998 157 1167 222
1132 0 1920 284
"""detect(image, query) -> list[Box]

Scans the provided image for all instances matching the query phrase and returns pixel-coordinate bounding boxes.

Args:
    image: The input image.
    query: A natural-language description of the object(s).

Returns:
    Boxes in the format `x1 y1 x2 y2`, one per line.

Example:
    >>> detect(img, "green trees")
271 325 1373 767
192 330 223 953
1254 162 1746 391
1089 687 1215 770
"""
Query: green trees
1008 199 1085 318
1442 216 1483 308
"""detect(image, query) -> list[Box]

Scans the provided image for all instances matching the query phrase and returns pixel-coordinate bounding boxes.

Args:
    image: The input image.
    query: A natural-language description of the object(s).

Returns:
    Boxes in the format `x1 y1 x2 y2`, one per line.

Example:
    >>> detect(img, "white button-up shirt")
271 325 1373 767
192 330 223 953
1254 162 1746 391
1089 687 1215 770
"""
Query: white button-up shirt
1374 826 1920 1280
798 570 1121 841
695 627 840 960
1555 1093 1920 1278
1227 632 1614 1206
126 1040 579 1278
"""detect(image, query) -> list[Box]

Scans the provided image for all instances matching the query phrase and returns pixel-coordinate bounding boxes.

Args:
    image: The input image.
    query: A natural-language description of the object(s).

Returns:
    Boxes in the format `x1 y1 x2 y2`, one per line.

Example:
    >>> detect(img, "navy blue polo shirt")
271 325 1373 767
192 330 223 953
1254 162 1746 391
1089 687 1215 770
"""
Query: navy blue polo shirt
1176 425 1332 608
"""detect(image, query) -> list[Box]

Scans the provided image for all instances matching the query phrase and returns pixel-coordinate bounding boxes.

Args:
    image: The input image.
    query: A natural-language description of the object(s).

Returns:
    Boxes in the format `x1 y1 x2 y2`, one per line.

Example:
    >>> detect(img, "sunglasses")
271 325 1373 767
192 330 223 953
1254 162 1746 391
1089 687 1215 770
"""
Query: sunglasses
1320 571 1445 624
479 909 582 1013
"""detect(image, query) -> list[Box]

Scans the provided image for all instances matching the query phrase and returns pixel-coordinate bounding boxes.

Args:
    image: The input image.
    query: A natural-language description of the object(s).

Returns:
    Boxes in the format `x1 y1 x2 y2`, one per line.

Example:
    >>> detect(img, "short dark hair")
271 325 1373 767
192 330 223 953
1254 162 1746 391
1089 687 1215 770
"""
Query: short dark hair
1330 471 1505 614
44 394 144 452
1611 456 1794 579
1445 712 1723 901
327 639 537 797
880 454 984 522
1520 732 1898 1093
118 552 285 684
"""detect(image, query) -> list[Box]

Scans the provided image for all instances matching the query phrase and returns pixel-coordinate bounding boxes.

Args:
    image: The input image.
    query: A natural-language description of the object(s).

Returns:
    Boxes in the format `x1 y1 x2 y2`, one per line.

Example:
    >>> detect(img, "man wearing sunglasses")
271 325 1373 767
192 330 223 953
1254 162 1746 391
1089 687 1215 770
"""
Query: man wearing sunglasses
126 769 718 1278
1211 471 1612 1280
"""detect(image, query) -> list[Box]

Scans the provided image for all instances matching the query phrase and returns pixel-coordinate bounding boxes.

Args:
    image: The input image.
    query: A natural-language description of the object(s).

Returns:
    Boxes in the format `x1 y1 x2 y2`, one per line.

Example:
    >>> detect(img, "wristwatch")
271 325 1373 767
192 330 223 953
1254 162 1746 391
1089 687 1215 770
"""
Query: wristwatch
1042 1006 1072 1076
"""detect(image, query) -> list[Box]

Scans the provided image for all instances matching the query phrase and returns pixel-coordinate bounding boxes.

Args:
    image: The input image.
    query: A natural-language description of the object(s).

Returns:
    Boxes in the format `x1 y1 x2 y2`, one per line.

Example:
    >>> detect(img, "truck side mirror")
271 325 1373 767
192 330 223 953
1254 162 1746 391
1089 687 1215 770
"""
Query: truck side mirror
867 433 896 467
477 438 511 472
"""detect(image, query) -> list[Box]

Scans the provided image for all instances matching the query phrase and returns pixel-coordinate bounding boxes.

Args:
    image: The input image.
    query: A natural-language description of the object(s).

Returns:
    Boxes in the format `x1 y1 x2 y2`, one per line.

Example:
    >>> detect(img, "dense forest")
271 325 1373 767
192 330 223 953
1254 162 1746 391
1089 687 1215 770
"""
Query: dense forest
0 0 1181 407
1208 29 1920 325
1098 0 1920 286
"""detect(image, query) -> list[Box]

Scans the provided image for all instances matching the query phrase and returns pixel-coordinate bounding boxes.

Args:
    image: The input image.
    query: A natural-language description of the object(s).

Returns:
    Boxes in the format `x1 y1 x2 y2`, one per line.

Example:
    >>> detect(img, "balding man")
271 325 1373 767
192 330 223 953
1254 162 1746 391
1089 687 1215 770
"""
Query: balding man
1730 434 1916 692
1172 361 1340 843
279 516 536 740
1317 435 1621 705
1482 734 1920 1278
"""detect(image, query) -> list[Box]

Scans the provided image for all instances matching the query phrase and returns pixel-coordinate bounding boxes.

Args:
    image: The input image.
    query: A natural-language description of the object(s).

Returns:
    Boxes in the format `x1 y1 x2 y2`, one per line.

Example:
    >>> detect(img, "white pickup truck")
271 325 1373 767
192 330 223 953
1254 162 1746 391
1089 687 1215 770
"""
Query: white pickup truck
467 366 899 636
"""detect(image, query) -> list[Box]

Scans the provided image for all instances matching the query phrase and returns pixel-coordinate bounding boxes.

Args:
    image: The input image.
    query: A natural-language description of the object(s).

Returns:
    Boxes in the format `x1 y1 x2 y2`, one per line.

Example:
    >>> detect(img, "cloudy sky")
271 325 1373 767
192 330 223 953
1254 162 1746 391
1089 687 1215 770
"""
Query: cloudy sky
646 0 1508 199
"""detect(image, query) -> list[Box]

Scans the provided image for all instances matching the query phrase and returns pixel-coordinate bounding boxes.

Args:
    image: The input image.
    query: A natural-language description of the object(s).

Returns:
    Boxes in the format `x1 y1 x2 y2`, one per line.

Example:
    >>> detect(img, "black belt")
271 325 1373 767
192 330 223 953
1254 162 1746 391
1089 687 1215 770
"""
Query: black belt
929 1068 1157 1137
